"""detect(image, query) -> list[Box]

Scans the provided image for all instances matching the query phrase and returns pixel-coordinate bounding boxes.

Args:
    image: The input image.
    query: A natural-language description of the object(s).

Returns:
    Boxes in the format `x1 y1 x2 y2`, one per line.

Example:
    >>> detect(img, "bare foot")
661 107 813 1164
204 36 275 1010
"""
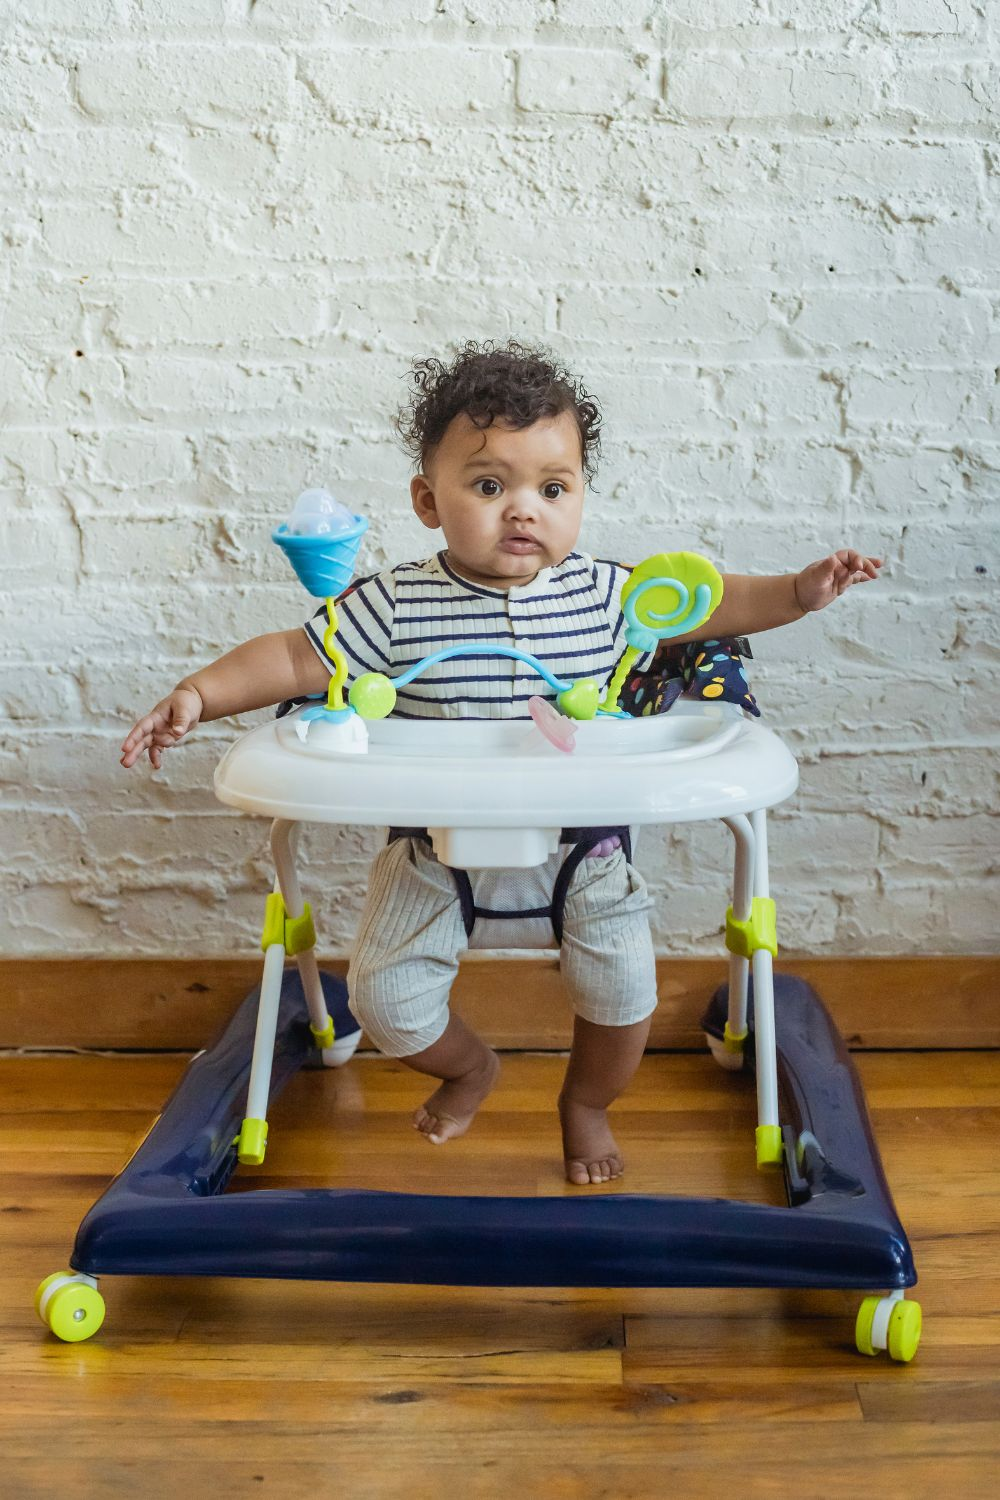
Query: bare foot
558 1095 624 1185
413 1050 501 1145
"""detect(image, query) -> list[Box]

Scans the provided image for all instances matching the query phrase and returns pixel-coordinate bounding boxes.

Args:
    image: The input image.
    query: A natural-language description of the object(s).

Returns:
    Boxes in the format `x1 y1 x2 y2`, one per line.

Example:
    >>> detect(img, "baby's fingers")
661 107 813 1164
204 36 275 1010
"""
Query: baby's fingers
121 735 153 769
121 712 157 754
836 549 883 578
120 719 159 767
837 566 879 595
121 717 176 768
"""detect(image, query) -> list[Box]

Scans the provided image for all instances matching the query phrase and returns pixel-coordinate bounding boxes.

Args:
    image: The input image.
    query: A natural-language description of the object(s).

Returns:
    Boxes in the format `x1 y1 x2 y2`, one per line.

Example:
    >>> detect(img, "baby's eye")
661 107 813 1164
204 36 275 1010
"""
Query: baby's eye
543 483 565 500
474 478 502 497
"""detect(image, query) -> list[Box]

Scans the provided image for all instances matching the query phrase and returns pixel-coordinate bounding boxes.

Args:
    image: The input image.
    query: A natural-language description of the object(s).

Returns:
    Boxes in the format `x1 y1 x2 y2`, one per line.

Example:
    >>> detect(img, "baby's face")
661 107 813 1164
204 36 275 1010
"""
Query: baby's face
410 410 585 589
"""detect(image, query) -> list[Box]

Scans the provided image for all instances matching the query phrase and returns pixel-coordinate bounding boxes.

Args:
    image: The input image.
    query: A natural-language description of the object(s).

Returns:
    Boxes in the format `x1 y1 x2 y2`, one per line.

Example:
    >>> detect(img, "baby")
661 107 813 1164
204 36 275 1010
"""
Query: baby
121 340 881 1186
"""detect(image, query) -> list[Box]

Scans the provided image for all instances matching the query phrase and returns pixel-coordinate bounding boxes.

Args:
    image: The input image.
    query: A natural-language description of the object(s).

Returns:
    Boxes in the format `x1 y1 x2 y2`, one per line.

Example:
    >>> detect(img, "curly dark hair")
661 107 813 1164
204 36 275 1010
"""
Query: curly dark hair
394 338 603 484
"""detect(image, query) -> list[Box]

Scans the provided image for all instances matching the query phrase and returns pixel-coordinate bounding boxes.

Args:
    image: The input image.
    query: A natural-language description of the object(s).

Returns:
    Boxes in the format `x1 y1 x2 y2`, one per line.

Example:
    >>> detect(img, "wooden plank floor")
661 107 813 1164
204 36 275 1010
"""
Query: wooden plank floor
3 1047 1000 1499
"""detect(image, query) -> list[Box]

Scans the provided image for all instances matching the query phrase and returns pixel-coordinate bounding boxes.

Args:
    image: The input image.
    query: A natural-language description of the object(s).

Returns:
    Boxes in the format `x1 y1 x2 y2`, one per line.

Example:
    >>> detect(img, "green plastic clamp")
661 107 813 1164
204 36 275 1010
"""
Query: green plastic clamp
723 1022 748 1054
236 1117 268 1166
260 892 316 955
725 896 778 959
756 1123 783 1171
310 1014 335 1049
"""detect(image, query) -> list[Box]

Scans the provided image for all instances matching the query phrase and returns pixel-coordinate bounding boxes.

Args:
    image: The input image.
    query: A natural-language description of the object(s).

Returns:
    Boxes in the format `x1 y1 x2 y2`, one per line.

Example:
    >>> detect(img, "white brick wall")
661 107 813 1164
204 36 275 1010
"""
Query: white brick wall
1 1 997 957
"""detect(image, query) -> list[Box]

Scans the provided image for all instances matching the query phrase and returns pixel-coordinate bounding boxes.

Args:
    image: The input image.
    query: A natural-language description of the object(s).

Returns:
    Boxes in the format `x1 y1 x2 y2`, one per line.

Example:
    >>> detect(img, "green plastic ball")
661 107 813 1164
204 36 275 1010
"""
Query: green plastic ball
349 673 396 720
558 679 600 720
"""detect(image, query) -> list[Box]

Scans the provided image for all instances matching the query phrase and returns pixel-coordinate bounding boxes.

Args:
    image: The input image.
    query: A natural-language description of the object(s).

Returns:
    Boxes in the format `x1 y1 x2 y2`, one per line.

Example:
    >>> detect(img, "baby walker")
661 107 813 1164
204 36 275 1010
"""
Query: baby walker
36 491 920 1364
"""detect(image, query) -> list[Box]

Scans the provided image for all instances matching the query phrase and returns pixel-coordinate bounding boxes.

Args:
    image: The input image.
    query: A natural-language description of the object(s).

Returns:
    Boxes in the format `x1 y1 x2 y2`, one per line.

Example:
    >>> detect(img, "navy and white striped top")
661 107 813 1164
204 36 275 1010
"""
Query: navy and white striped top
303 550 654 720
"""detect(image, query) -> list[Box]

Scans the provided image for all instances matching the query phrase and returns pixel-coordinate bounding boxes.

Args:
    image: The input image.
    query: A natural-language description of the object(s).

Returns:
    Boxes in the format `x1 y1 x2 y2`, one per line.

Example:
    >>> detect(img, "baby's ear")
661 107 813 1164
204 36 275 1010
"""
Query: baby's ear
410 474 440 529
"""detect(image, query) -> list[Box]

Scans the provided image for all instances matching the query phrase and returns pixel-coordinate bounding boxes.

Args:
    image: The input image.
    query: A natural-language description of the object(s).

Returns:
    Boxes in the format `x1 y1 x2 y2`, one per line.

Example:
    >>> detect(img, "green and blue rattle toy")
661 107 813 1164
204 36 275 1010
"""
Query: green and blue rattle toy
273 489 724 741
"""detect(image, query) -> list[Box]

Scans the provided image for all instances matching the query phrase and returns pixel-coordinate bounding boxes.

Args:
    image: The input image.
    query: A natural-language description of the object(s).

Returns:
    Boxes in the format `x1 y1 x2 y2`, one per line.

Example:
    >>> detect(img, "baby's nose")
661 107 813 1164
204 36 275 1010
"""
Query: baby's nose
504 490 540 518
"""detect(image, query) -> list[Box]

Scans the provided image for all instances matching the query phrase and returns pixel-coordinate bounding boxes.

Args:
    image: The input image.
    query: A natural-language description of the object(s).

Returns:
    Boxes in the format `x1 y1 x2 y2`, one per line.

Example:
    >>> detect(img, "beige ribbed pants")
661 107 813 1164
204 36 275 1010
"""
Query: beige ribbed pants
347 836 658 1058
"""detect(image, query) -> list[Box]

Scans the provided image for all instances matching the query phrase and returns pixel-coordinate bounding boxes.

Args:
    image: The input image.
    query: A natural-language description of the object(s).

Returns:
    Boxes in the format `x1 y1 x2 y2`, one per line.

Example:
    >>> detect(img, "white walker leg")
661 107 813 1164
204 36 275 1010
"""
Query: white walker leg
237 821 289 1164
717 812 782 1171
270 819 361 1068
244 889 285 1126
271 820 327 1032
714 813 754 1072
748 807 781 1169
750 807 770 899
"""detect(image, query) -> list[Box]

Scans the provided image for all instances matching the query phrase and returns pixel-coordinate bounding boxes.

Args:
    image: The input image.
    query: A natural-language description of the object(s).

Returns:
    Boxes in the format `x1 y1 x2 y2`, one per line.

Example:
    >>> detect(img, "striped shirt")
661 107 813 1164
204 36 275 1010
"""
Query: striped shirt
303 549 654 720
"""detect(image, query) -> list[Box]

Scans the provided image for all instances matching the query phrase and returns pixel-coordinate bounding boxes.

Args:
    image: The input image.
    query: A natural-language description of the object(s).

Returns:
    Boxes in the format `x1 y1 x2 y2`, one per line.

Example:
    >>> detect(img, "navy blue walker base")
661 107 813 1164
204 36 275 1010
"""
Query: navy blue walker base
69 970 915 1294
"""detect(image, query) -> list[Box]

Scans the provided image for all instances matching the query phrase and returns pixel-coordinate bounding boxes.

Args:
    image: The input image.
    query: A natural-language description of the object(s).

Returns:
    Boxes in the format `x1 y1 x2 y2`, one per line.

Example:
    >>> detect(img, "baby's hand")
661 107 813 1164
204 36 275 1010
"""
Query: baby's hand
794 550 883 613
120 685 203 770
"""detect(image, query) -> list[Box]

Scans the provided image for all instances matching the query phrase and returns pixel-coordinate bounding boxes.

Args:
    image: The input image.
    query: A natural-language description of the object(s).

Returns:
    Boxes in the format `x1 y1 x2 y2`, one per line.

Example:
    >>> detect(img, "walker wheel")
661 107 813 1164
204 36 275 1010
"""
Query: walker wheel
322 1028 363 1068
855 1295 921 1362
704 1031 744 1072
854 1295 881 1356
34 1272 68 1321
35 1272 106 1343
887 1299 922 1363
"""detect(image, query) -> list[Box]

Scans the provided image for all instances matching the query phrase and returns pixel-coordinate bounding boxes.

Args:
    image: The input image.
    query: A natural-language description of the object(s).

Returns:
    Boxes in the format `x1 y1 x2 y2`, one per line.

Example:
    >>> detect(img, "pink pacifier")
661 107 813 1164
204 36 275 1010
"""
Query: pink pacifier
528 696 577 754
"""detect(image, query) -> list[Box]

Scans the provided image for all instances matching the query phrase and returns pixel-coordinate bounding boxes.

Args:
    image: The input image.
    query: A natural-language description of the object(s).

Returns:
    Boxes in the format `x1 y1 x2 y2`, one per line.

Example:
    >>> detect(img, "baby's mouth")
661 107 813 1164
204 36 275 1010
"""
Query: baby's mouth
500 534 542 553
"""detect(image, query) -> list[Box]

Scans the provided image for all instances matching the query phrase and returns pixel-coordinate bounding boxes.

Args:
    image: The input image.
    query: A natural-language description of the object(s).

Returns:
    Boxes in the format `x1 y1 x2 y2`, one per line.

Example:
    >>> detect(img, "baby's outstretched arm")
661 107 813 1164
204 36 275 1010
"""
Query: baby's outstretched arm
672 549 882 643
120 628 329 769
